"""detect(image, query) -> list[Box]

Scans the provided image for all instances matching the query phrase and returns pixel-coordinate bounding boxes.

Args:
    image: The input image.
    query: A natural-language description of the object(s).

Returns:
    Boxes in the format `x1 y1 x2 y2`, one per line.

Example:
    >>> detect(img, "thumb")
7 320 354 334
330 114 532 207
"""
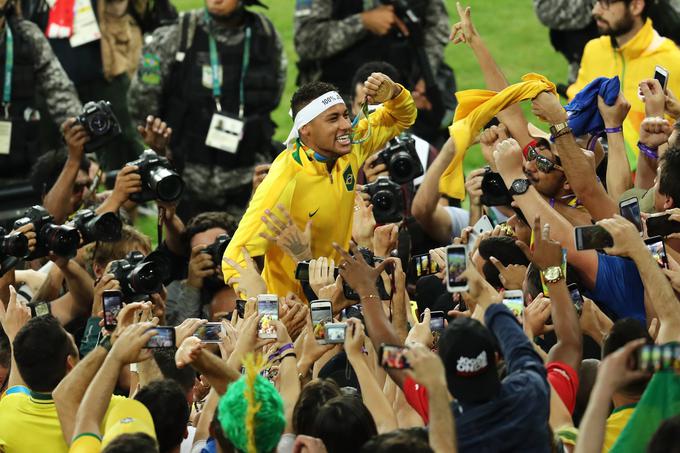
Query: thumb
422 308 431 325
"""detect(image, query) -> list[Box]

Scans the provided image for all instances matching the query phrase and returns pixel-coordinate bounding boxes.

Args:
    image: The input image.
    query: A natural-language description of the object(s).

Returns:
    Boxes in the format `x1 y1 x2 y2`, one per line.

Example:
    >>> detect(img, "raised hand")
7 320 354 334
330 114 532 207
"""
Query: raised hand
259 204 312 263
309 257 336 298
449 1 479 45
138 115 172 155
638 117 672 149
0 285 31 341
515 215 563 271
224 247 267 298
489 257 527 290
110 322 157 365
364 72 401 104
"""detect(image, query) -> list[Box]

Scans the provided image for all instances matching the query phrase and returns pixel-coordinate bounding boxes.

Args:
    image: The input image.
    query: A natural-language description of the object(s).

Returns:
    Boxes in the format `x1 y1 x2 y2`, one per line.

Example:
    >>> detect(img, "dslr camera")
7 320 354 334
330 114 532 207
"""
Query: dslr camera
76 101 122 151
372 134 423 184
14 206 80 259
0 226 29 277
202 233 231 268
70 209 122 245
480 166 512 207
108 250 171 301
362 176 404 224
126 150 184 203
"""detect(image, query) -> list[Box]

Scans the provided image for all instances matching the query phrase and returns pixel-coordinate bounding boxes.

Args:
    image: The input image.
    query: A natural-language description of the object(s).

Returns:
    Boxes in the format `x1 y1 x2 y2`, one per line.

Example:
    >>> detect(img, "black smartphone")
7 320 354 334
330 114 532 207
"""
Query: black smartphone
644 236 669 269
295 260 340 281
145 326 176 349
379 343 410 369
619 197 642 233
480 170 512 206
29 300 51 318
410 253 440 278
646 213 680 238
103 289 123 331
637 343 679 372
574 225 614 250
654 65 669 92
194 322 223 343
567 283 584 317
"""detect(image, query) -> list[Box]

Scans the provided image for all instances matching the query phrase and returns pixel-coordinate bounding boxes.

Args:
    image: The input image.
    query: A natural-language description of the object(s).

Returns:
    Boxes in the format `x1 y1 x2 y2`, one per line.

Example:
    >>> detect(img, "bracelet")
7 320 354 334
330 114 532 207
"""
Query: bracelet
360 294 380 302
269 343 294 361
604 126 623 134
638 141 659 159
97 334 113 352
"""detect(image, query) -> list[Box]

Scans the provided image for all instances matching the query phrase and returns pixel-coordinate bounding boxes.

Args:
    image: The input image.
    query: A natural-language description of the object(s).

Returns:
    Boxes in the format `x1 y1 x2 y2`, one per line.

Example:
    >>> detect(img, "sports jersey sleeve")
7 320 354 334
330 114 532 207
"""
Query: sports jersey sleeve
355 86 417 166
222 154 297 286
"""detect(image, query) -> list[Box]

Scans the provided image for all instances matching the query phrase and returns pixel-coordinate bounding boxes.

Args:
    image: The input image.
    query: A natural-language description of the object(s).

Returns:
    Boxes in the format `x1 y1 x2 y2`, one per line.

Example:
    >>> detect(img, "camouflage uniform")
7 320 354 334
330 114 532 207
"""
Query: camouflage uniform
128 10 286 221
294 0 450 90
0 19 81 184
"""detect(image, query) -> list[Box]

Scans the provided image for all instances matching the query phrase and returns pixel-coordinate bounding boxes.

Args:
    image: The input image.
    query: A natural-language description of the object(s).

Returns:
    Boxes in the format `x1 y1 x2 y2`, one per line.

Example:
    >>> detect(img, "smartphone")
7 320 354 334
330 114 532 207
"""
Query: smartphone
574 225 614 250
619 197 642 234
257 294 279 339
145 326 176 349
29 301 51 318
468 215 494 247
644 236 669 269
446 245 468 293
421 310 445 334
235 299 246 319
324 322 347 344
103 290 123 331
646 213 680 238
637 343 679 372
410 253 440 278
379 343 410 369
654 65 669 92
194 322 223 343
295 261 340 282
567 283 584 317
502 289 524 317
310 299 333 344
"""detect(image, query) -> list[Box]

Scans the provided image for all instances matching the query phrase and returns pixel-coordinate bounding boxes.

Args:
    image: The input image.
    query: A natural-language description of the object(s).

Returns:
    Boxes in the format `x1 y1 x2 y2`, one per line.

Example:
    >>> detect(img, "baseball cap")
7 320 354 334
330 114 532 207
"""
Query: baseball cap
102 399 156 447
438 317 500 403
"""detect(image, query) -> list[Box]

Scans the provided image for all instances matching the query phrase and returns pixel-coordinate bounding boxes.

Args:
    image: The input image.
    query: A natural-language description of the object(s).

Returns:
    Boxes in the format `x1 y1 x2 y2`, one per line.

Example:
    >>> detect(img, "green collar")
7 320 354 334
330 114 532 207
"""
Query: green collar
29 390 53 401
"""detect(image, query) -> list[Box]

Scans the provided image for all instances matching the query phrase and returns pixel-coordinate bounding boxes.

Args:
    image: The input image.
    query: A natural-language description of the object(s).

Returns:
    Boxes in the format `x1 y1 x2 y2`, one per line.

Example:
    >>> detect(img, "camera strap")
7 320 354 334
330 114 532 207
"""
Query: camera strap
157 206 165 245
0 24 13 155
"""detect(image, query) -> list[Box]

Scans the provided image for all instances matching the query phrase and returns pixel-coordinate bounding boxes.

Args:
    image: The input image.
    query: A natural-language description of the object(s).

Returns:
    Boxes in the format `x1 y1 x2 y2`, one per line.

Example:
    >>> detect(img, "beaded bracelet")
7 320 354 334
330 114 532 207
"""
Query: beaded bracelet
604 126 623 134
638 141 659 159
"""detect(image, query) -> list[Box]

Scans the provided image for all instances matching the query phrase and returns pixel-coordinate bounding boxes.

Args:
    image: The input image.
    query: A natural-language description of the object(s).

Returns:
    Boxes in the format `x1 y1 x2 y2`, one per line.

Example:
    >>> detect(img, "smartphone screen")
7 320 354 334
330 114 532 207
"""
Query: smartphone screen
637 343 679 372
654 65 669 92
645 236 669 269
379 344 410 369
235 299 246 319
145 326 175 349
502 290 524 317
257 295 279 339
446 246 468 292
567 283 584 316
619 198 642 233
103 290 123 331
411 254 440 278
311 301 333 343
195 322 223 343
324 322 347 344
575 225 614 250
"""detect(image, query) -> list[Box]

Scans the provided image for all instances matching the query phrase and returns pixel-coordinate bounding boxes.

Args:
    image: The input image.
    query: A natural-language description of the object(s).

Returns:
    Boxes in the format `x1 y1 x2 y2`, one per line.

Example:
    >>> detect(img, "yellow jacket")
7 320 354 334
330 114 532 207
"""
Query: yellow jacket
222 88 416 299
567 19 680 166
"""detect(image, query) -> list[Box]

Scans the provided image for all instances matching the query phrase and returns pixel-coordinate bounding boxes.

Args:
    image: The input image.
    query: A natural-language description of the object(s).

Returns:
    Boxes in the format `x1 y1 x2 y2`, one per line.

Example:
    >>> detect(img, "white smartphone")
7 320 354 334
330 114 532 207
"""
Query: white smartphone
655 65 669 92
257 294 279 339
502 289 525 316
310 299 333 344
446 245 468 293
468 215 494 248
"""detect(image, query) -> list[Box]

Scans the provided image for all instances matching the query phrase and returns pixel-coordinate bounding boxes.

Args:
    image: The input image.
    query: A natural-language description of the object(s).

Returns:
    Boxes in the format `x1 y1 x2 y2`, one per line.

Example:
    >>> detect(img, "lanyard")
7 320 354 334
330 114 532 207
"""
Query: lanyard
3 24 12 117
207 19 251 119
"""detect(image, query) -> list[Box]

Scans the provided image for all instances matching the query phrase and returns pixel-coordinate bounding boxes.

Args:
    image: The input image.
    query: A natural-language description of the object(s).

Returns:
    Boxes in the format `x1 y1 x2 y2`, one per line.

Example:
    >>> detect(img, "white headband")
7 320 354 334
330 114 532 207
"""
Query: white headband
286 91 345 146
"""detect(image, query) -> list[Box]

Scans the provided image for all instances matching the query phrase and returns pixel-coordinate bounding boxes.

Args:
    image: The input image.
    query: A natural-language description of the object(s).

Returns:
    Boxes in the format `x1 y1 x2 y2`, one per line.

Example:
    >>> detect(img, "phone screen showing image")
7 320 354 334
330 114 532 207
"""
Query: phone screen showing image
145 327 175 349
645 237 669 269
568 283 584 316
195 323 222 343
380 344 410 369
575 225 614 250
311 303 333 342
258 297 279 339
446 247 467 291
411 254 440 277
620 199 642 233
103 290 123 331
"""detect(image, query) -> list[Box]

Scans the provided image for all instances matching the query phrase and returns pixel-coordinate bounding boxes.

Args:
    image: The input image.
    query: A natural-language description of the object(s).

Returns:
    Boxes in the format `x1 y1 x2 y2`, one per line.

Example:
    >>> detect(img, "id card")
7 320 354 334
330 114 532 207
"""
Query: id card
205 113 243 154
70 0 101 47
0 121 12 155
202 65 223 89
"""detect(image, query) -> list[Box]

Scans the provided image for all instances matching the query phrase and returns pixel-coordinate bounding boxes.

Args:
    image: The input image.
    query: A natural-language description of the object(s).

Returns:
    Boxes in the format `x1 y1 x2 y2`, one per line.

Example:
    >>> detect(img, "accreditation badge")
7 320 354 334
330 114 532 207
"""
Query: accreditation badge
205 113 243 154
202 65 223 89
0 120 12 155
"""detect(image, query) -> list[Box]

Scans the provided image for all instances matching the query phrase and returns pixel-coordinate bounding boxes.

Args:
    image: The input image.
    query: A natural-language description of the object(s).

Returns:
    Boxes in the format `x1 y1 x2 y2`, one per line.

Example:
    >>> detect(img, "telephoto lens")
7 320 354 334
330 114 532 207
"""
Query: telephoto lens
41 224 80 258
72 209 122 244
148 166 184 202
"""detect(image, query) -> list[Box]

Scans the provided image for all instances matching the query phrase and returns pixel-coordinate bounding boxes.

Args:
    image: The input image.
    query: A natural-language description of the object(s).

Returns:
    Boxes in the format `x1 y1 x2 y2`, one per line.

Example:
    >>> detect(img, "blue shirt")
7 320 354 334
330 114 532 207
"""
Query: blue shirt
589 253 646 323
452 304 551 453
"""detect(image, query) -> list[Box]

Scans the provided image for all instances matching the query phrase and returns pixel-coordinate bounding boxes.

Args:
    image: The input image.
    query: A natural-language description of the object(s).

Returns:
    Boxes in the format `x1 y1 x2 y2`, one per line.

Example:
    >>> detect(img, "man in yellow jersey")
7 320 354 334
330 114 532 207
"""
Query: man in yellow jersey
567 0 680 163
222 73 416 298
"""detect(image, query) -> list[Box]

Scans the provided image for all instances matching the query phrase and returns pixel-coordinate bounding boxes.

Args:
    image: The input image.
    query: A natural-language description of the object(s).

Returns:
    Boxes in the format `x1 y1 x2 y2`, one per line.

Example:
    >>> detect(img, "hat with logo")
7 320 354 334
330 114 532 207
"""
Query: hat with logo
438 317 500 403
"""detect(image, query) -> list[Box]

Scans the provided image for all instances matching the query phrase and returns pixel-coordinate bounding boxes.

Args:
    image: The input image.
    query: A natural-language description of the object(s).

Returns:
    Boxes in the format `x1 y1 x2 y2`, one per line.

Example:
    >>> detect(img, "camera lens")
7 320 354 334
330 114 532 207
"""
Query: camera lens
90 212 122 242
148 167 184 202
128 262 162 294
372 190 395 212
87 112 111 136
389 151 414 184
42 224 80 258
1 233 28 257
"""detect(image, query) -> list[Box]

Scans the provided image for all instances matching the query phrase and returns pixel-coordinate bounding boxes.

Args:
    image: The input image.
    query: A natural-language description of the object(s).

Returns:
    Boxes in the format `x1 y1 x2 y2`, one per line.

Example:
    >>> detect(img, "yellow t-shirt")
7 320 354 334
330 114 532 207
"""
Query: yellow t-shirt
602 403 637 452
223 87 416 299
68 434 102 453
0 390 126 453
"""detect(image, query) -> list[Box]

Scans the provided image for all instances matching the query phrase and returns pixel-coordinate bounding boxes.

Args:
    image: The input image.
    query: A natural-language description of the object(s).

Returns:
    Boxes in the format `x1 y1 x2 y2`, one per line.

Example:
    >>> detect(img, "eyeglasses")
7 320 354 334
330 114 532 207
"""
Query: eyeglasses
526 146 563 173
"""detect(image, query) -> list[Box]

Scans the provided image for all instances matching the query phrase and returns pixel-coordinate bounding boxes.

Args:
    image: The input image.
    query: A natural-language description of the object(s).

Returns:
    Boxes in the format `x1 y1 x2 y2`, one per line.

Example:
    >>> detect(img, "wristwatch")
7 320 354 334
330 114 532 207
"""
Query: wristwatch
550 121 571 139
509 178 531 197
542 266 564 284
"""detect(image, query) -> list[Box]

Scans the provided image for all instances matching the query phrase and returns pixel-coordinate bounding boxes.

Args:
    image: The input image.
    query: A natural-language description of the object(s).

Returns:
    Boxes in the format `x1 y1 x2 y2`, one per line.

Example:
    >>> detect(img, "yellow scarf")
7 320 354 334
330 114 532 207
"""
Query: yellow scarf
439 73 557 199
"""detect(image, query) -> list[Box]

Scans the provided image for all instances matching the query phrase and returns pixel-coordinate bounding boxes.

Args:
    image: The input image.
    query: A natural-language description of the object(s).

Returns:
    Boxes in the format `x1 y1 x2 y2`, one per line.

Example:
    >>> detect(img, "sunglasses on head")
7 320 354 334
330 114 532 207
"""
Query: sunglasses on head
526 146 563 173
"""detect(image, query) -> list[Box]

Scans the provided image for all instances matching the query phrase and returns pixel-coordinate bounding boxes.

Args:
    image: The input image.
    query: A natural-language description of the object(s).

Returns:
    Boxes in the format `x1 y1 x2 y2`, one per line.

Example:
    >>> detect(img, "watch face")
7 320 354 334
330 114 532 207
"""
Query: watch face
511 179 529 195
544 267 561 281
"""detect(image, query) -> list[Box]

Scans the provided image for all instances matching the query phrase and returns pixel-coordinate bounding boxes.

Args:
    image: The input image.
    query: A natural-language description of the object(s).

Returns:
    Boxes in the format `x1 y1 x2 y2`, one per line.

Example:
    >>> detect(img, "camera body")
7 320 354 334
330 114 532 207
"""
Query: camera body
70 209 122 245
480 166 512 207
14 206 80 259
373 135 423 184
373 134 424 184
0 226 29 277
202 233 231 268
362 176 404 224
108 251 170 301
127 150 185 203
76 101 122 151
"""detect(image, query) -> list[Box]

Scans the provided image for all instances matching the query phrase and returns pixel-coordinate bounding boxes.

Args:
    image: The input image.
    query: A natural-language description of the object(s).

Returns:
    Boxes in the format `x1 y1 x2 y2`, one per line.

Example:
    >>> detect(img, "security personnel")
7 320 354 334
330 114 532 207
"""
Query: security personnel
128 0 286 222
0 0 81 185
222 73 416 299
294 0 453 148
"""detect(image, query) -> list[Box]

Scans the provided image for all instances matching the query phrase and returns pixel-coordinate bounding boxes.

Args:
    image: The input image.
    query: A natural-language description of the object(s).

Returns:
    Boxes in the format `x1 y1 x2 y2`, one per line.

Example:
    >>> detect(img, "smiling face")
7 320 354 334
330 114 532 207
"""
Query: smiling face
523 144 567 198
299 103 353 158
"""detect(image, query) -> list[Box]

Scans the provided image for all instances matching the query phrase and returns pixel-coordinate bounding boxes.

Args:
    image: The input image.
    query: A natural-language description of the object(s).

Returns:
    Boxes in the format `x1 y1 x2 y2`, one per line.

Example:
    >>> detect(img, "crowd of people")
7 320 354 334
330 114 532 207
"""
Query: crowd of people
1 0 680 452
